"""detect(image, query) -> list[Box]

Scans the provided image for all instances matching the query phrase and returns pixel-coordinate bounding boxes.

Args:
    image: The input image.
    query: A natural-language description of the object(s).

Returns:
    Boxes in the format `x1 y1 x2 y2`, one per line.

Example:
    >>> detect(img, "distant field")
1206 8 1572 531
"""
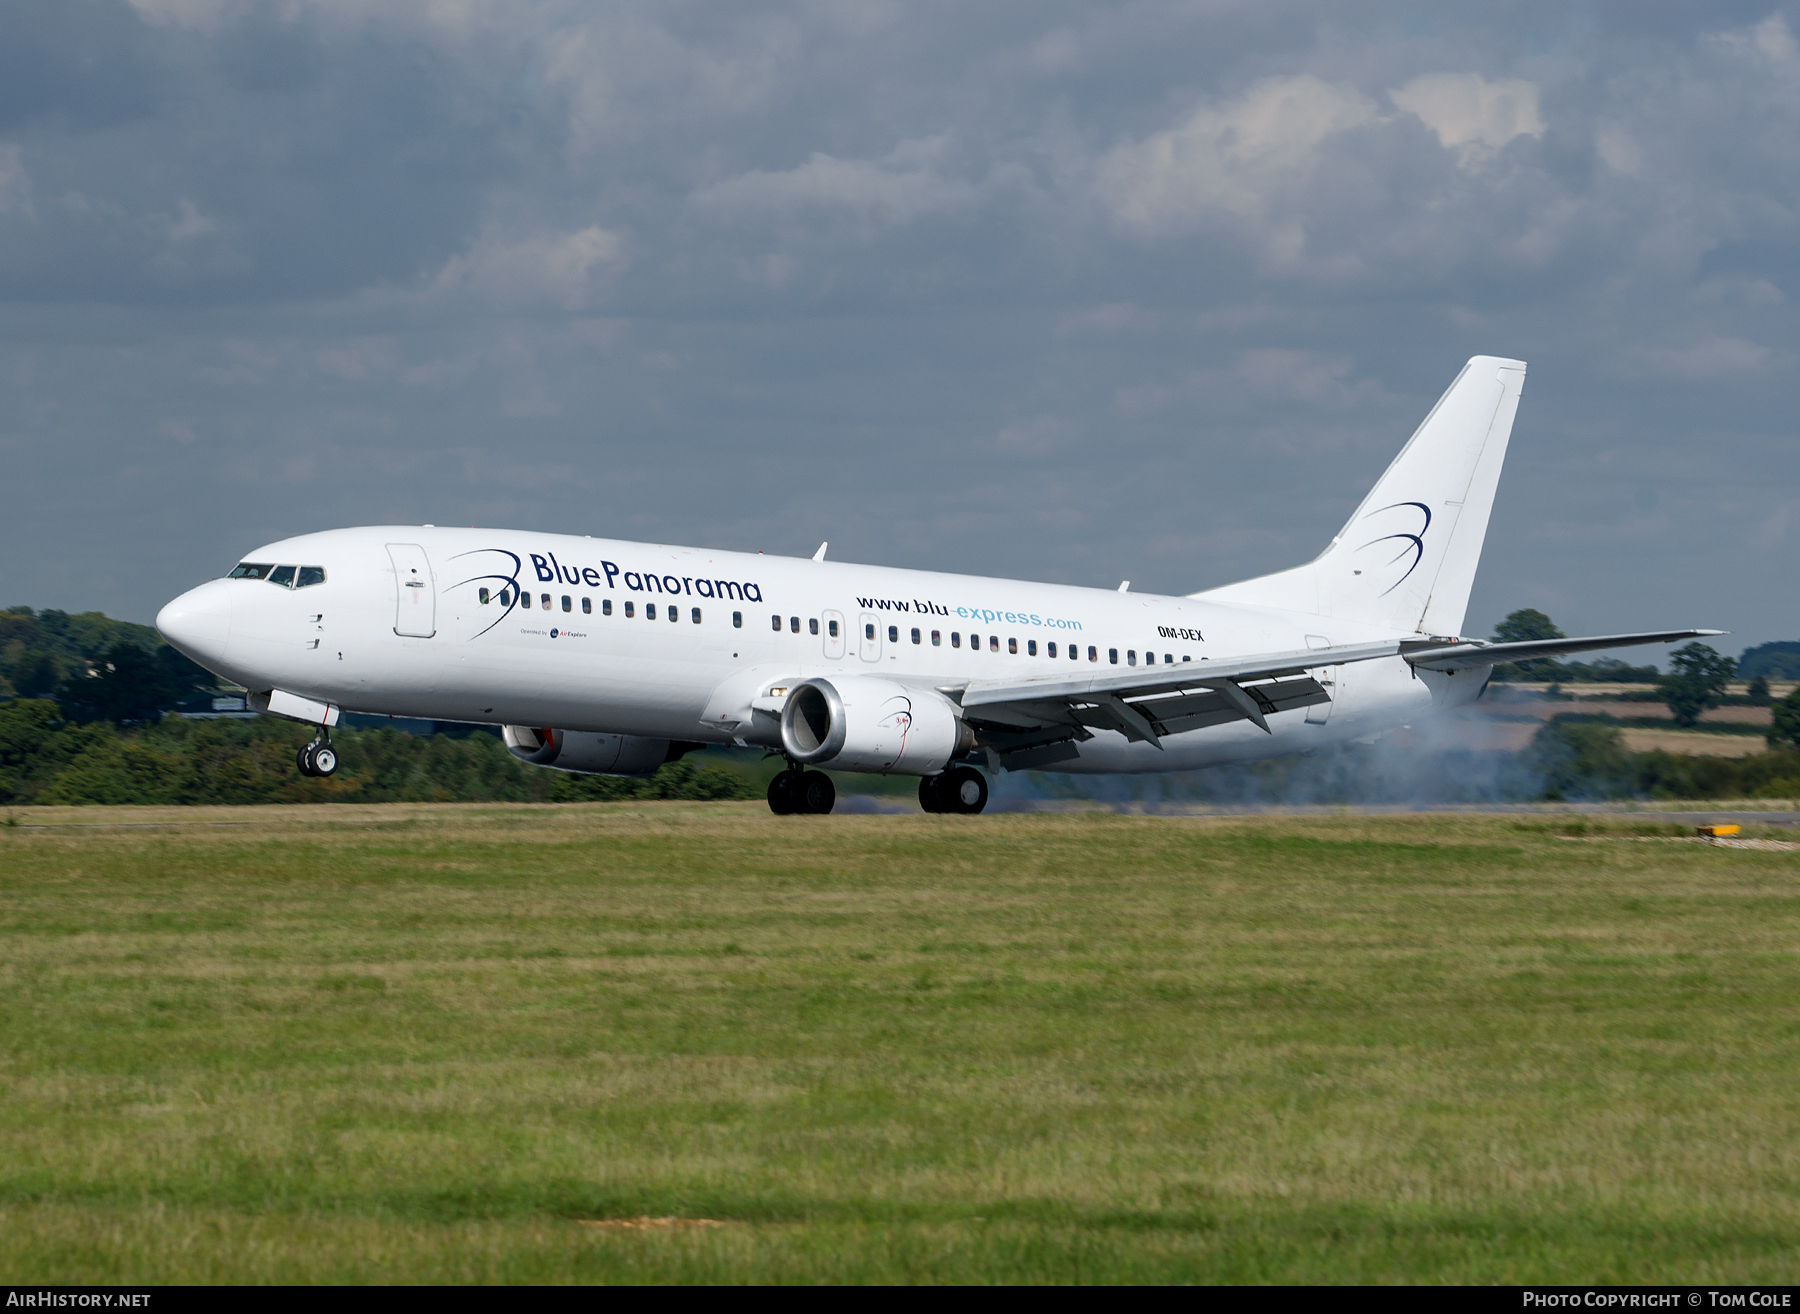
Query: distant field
4 803 1800 1284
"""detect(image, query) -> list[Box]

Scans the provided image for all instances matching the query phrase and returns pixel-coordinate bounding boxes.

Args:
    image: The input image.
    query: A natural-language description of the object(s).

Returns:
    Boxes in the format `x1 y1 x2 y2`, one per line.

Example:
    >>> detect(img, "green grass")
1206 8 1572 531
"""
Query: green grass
3 803 1800 1283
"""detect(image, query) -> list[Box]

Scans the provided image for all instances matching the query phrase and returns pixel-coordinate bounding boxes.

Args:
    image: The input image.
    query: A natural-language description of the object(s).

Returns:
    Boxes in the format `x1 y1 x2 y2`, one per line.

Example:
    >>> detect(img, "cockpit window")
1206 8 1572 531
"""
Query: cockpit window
229 563 273 579
268 565 296 587
296 566 326 588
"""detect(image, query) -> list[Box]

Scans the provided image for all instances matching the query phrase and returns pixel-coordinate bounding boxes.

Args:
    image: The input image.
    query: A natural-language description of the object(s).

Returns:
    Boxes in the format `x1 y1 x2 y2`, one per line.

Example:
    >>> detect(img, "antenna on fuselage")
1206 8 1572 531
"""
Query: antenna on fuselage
813 542 828 561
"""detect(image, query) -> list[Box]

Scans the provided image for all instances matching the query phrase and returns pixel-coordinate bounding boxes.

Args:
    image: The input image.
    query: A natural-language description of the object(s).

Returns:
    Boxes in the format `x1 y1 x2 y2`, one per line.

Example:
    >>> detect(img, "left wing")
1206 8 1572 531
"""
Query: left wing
951 628 1723 770
952 639 1406 768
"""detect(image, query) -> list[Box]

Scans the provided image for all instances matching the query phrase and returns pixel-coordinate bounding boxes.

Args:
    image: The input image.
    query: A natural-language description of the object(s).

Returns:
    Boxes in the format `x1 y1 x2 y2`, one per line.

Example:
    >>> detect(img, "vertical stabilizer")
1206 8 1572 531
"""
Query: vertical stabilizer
1193 356 1526 637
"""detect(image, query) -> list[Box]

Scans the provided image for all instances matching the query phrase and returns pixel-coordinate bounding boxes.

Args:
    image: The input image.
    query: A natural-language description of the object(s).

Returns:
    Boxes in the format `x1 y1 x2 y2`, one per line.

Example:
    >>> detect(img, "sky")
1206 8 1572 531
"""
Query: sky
3 0 1796 661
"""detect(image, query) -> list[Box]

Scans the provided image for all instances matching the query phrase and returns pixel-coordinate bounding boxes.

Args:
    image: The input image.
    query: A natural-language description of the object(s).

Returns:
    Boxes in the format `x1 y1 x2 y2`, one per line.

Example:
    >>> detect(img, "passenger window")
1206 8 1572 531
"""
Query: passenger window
670 606 679 623
1182 654 1190 662
1109 648 1118 664
810 618 819 635
951 632 961 648
791 616 800 633
772 615 781 631
541 593 551 610
969 633 978 650
625 601 635 618
911 628 921 645
865 623 875 640
562 595 571 612
1028 640 1037 656
1128 650 1136 665
931 630 941 646
888 625 898 643
989 635 999 653
828 619 839 638
691 608 701 624
732 611 741 628
228 563 273 579
1088 646 1097 662
1165 654 1173 664
1008 637 1018 655
296 567 326 588
582 598 591 614
1144 651 1152 665
479 588 491 605
268 566 296 588
1047 642 1055 658
647 603 657 620
603 599 613 616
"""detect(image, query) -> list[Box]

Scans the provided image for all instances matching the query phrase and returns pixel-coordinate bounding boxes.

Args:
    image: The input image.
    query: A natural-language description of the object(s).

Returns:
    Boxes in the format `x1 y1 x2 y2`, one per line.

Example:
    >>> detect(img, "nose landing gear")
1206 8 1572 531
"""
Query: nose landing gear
296 730 338 778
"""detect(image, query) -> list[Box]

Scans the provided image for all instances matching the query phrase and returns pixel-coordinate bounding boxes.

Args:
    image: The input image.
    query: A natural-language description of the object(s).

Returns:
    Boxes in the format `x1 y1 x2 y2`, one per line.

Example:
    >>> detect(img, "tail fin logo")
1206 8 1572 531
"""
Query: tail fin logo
1354 501 1432 596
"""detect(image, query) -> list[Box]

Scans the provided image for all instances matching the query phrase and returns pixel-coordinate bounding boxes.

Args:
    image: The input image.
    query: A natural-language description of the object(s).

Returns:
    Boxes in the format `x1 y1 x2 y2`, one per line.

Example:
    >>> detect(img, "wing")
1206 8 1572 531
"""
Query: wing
951 628 1724 770
952 639 1407 768
1402 629 1724 672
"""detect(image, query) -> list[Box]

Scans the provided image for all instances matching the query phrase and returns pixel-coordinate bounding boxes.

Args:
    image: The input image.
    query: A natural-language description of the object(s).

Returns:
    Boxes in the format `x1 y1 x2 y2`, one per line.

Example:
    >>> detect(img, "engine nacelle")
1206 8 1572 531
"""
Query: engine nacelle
779 677 971 775
502 726 683 776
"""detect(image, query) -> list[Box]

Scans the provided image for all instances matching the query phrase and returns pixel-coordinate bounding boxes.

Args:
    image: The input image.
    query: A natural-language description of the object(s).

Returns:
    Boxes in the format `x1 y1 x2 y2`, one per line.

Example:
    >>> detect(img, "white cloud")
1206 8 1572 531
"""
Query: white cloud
1389 74 1544 163
167 199 216 242
123 0 244 32
428 225 628 311
0 145 34 219
1630 337 1775 380
997 414 1077 456
1094 76 1379 241
317 336 402 381
696 136 996 230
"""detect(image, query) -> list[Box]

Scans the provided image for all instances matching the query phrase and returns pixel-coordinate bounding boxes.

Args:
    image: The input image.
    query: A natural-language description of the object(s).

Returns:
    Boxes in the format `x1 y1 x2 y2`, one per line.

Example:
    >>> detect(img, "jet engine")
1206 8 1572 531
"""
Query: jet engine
779 677 972 775
502 726 692 776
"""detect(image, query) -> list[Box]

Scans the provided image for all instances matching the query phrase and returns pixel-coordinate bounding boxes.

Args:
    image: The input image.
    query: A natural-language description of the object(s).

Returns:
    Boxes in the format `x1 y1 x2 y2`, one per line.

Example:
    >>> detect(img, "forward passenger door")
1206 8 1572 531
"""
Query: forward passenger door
388 543 436 638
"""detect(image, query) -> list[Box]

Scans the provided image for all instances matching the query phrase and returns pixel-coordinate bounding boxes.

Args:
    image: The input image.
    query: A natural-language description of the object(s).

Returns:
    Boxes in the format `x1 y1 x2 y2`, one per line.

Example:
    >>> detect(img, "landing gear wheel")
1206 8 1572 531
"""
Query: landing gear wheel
940 766 988 814
311 745 338 777
296 744 317 777
919 775 943 813
797 771 836 815
767 769 799 815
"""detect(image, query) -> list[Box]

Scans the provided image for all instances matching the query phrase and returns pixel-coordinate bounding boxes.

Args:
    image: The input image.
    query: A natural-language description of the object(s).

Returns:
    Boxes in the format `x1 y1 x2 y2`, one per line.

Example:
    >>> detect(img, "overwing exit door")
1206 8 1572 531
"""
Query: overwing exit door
388 543 436 637
822 610 846 659
859 612 881 662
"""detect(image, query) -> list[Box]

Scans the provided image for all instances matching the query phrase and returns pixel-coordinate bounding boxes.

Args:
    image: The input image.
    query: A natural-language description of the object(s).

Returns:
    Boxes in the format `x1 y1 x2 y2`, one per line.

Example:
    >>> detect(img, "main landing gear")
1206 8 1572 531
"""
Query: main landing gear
296 729 338 778
768 765 836 815
919 766 988 815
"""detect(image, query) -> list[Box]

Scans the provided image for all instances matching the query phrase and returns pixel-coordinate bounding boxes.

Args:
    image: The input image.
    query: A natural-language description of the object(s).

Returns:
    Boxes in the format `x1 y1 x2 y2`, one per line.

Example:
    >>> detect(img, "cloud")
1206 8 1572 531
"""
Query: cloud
166 199 215 241
997 414 1077 456
1094 75 1379 240
1388 74 1544 163
695 135 1001 231
426 225 628 311
0 146 34 219
1628 337 1775 380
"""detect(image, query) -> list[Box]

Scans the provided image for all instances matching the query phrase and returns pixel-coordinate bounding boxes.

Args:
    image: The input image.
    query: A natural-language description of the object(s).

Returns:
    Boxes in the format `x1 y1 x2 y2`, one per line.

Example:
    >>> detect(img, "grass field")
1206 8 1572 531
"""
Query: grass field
4 802 1800 1284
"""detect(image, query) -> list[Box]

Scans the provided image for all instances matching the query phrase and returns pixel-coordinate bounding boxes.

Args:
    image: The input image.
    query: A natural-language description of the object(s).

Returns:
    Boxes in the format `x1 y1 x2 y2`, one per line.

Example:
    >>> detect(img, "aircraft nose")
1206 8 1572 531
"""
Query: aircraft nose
156 579 233 668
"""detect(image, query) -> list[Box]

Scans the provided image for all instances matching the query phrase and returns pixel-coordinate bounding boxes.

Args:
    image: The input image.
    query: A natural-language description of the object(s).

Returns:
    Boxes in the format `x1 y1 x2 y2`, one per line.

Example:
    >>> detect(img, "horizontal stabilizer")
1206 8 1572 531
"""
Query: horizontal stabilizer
1404 629 1725 673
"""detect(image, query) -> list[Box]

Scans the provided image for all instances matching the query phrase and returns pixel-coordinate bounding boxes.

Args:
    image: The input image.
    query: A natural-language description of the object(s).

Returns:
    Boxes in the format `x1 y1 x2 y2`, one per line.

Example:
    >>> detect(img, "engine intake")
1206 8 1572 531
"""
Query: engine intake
779 677 971 775
502 726 696 776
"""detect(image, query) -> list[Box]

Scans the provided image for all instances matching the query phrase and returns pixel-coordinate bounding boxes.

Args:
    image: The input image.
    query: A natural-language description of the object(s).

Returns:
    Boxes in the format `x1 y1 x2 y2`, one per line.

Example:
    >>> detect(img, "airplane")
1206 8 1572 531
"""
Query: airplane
156 355 1719 815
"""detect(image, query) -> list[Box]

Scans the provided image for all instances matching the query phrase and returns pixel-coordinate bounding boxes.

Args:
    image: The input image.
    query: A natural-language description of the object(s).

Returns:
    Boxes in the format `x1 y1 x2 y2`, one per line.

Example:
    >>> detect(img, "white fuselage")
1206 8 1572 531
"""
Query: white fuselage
157 525 1479 774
